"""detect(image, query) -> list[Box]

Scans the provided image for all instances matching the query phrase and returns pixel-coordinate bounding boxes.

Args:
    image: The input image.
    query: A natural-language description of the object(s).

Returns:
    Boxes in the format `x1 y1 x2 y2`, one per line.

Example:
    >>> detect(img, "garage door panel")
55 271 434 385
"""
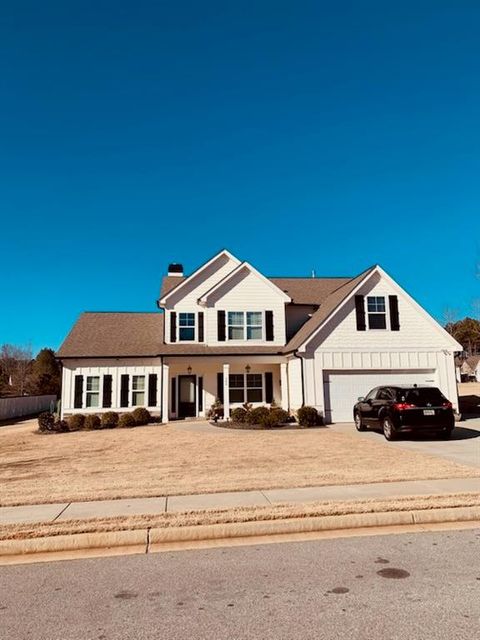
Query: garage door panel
323 370 437 423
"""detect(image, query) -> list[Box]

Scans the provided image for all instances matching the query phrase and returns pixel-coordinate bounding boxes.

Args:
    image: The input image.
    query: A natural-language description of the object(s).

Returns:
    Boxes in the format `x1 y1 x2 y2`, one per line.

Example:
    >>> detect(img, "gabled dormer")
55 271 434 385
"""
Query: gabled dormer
158 250 291 346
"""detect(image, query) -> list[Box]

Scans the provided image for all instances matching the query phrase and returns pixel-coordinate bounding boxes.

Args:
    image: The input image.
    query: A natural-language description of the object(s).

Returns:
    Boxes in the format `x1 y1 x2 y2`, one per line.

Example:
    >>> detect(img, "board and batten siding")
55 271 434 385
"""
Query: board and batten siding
61 359 162 416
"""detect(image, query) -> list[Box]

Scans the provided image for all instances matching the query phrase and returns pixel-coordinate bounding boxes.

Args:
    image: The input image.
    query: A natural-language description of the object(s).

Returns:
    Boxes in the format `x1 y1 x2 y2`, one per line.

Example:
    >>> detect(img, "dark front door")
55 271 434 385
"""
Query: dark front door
178 375 196 418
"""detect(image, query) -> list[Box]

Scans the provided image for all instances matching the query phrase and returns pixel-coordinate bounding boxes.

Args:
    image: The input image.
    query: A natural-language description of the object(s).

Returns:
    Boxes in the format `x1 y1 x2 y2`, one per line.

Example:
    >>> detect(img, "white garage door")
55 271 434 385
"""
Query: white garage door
323 369 437 423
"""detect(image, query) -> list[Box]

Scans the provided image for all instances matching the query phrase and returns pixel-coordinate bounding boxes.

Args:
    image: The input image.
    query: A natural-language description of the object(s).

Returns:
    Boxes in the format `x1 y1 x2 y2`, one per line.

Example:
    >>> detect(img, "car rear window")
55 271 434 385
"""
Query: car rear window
396 387 447 406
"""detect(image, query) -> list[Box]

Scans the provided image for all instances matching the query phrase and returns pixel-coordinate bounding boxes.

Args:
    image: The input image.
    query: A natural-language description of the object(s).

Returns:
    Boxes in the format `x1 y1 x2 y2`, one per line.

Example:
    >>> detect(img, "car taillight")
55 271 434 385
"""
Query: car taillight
393 403 416 411
442 401 453 409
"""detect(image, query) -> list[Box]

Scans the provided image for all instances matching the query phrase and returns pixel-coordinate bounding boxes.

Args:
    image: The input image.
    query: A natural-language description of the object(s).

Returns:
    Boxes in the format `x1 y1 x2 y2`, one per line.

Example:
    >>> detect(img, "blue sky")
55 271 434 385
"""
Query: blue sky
1 1 479 353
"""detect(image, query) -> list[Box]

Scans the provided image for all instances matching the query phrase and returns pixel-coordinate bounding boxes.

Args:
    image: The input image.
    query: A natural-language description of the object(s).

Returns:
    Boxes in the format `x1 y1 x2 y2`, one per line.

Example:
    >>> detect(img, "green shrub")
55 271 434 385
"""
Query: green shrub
230 407 249 423
246 406 270 426
101 411 119 429
53 419 69 432
118 412 136 428
37 412 55 432
84 414 101 430
132 407 151 426
297 406 322 427
68 414 85 431
269 407 289 426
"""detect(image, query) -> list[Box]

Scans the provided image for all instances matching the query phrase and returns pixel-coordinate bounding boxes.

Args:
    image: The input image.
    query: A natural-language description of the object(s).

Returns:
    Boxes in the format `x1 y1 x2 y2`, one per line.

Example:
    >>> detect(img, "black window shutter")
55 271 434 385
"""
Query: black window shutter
389 295 400 331
265 310 274 341
198 312 204 342
74 375 83 408
355 295 366 331
265 372 273 403
102 375 112 408
171 377 177 413
170 312 177 342
217 310 226 341
148 374 158 407
198 376 203 411
120 374 129 407
217 372 224 402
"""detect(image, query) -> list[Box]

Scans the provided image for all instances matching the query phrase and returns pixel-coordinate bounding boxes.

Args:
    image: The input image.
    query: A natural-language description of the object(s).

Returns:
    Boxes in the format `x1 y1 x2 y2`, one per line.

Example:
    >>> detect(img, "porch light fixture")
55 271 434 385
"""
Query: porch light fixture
245 364 251 373
187 366 192 374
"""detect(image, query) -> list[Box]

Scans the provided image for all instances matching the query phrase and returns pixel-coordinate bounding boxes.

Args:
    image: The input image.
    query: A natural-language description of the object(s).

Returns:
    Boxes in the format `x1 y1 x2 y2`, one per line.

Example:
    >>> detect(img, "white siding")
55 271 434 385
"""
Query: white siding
166 357 283 419
287 356 303 410
307 272 459 353
61 358 162 416
206 270 287 345
164 257 287 346
307 350 459 422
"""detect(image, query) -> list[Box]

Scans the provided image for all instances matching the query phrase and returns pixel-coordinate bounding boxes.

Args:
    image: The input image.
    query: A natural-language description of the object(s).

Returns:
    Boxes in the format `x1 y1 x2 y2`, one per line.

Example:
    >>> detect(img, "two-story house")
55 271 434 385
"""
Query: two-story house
57 249 462 423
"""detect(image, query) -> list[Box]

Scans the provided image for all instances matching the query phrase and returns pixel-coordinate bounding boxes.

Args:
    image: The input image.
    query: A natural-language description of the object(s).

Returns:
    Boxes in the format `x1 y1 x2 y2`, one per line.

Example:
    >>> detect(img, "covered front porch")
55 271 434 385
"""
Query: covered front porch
162 356 288 422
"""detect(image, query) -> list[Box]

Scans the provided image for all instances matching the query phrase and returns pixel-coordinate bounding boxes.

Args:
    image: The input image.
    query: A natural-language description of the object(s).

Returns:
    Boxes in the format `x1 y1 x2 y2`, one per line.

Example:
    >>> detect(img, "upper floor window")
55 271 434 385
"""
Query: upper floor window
227 311 263 340
367 296 386 329
179 313 195 341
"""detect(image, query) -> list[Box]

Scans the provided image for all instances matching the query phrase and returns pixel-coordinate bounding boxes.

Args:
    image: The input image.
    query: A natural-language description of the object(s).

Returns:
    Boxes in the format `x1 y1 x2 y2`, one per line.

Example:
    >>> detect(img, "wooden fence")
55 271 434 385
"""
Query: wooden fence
0 395 57 421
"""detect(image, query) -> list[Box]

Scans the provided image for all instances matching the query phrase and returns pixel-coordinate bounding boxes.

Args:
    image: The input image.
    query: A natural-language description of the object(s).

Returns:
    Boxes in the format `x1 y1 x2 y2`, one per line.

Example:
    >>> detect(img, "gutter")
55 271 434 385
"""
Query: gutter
293 351 305 406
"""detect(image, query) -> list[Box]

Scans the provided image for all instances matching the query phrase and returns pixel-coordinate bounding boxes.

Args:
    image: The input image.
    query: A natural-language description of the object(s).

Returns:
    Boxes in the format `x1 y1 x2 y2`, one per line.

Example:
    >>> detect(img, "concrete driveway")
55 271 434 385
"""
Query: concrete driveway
330 417 480 469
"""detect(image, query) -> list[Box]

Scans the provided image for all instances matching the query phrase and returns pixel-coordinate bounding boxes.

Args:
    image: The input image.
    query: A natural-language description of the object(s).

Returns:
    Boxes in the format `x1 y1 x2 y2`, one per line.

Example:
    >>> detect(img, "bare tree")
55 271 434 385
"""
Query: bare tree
442 307 459 329
0 344 33 395
472 298 480 321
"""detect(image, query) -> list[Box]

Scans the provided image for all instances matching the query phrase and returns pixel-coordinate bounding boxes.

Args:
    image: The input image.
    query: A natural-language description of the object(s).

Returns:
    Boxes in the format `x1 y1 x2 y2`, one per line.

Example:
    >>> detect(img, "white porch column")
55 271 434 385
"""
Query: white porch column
223 363 230 419
161 362 169 423
280 362 289 410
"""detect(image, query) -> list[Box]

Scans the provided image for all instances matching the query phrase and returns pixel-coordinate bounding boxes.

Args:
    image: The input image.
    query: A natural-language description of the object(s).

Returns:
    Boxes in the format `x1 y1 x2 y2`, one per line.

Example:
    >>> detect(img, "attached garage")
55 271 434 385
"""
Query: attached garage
323 369 438 423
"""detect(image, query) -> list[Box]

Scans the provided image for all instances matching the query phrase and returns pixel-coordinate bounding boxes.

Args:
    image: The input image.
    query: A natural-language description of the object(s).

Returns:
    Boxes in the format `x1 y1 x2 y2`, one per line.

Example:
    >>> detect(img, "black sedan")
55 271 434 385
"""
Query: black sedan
353 385 455 441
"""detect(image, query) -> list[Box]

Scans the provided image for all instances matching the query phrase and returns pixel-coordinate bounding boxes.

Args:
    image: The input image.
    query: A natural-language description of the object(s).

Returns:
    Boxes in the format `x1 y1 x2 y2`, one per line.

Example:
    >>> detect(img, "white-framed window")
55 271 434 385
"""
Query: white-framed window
179 313 195 341
367 296 387 330
86 376 100 408
228 373 264 403
132 375 145 406
227 311 263 341
229 374 245 403
246 373 263 402
247 312 263 340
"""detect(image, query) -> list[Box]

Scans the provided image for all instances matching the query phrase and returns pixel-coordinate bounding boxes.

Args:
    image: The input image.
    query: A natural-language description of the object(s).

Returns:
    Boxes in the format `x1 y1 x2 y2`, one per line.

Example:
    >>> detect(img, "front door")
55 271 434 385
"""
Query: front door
178 375 196 418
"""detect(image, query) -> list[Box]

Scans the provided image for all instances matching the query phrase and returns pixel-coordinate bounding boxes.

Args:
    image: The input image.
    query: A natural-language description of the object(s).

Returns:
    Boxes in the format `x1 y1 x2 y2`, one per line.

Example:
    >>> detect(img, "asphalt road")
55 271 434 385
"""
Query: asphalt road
1 529 479 640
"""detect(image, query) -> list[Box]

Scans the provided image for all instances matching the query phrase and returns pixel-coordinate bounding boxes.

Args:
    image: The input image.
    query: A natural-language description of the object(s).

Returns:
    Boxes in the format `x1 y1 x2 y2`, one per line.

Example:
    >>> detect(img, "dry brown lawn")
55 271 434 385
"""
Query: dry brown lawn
1 421 478 508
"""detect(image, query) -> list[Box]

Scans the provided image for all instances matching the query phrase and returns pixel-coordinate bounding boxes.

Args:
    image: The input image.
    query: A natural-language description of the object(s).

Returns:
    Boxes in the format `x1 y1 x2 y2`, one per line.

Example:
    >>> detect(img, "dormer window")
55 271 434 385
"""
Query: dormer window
367 296 387 329
227 311 263 341
179 313 195 341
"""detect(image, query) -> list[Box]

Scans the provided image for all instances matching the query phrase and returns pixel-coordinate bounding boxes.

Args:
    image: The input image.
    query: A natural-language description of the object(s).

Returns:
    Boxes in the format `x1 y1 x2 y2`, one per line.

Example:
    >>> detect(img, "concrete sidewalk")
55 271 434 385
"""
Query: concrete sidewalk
1 477 478 527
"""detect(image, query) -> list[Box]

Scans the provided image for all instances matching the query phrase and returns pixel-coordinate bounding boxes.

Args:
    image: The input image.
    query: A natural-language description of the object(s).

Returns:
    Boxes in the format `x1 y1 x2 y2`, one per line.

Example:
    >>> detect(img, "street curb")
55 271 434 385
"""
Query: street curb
148 510 416 545
0 529 147 557
1 506 479 560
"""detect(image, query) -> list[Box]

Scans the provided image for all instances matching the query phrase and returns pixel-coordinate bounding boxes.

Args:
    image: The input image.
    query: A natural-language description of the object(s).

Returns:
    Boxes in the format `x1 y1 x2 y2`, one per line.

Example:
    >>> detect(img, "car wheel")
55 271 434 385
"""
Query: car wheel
354 412 366 431
383 417 396 441
439 428 453 440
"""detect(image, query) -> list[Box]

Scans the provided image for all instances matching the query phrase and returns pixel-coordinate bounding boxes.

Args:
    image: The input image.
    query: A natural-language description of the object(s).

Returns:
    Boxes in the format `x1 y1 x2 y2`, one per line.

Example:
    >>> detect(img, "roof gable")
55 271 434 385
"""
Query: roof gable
284 267 375 352
288 265 463 353
198 261 291 305
158 249 241 306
